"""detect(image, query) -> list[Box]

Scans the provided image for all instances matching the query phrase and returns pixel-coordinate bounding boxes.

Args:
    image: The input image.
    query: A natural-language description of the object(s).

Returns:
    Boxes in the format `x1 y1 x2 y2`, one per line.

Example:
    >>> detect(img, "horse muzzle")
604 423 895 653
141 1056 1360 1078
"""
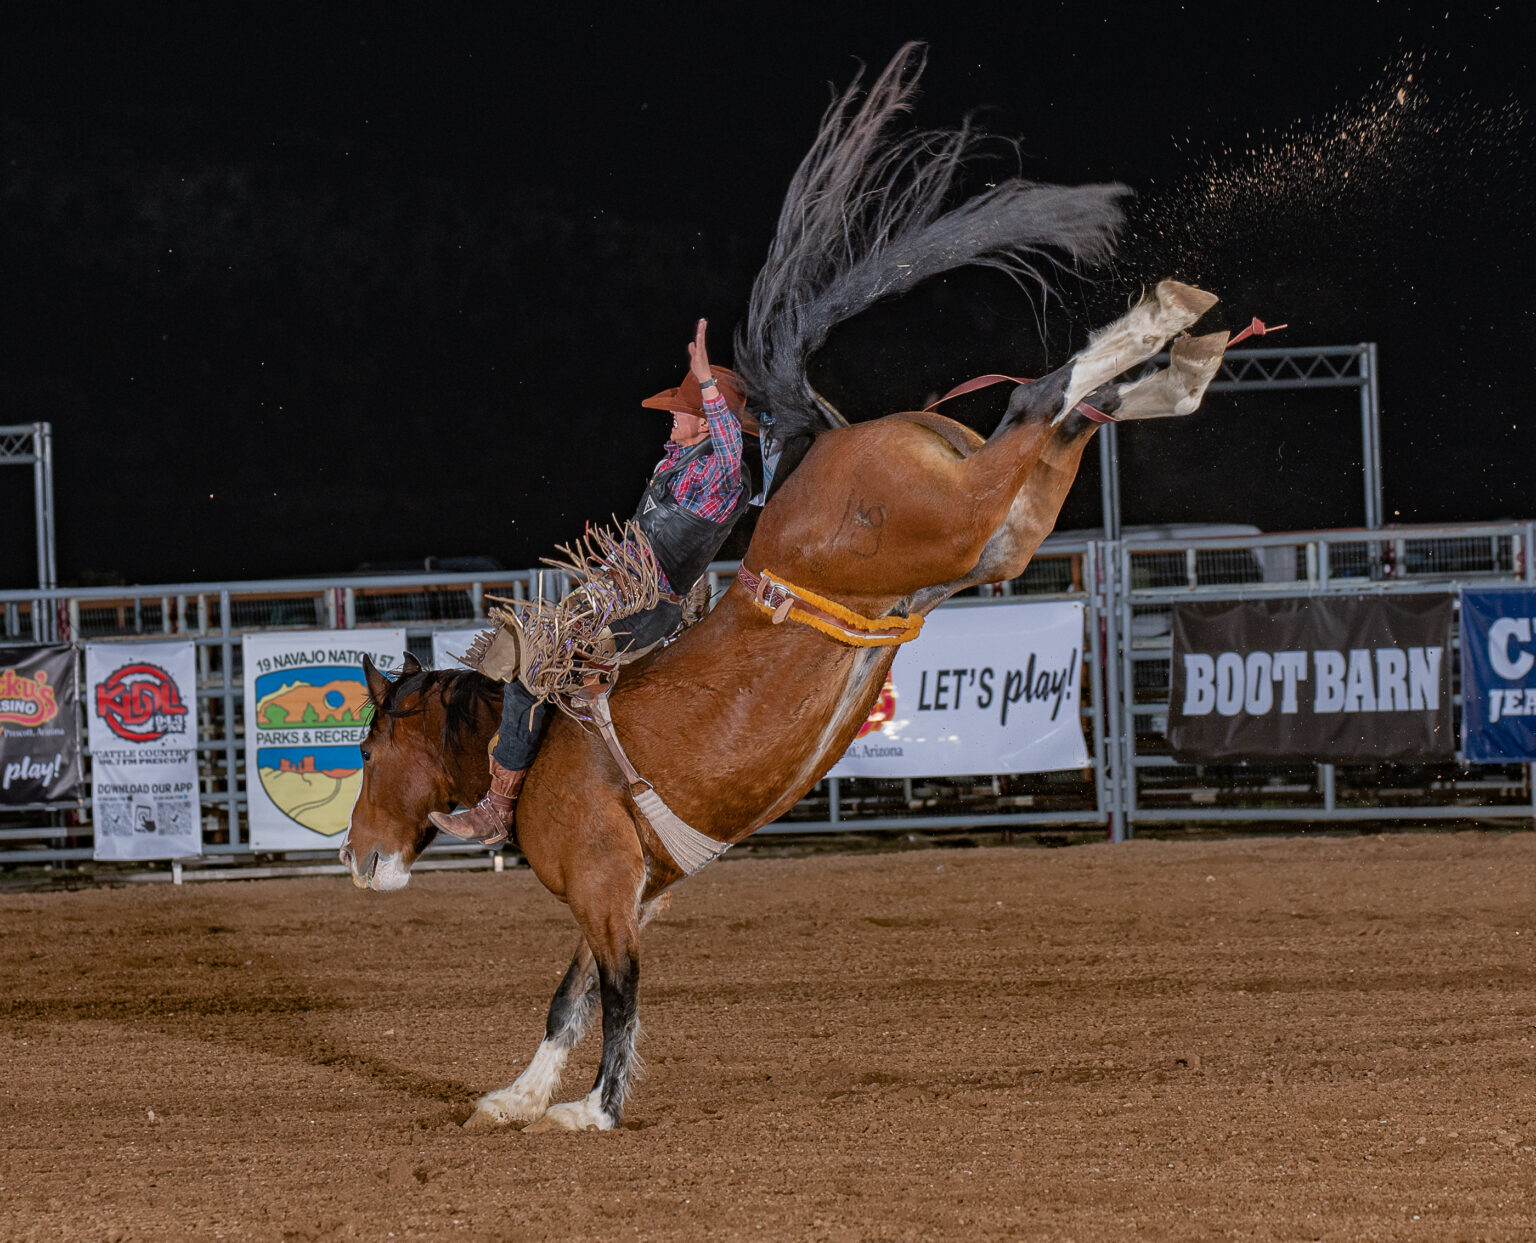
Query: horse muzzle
339 842 412 892
339 843 378 889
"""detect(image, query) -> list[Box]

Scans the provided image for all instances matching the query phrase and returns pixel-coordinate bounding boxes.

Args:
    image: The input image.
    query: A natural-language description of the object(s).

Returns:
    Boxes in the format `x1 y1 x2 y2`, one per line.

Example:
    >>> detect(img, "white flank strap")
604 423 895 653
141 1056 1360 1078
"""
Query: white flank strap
587 692 730 876
629 786 730 876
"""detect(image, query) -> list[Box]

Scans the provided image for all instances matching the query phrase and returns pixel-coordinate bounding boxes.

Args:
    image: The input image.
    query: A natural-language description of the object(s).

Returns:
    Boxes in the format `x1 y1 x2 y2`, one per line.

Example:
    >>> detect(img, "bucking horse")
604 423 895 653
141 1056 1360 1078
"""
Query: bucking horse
340 45 1233 1131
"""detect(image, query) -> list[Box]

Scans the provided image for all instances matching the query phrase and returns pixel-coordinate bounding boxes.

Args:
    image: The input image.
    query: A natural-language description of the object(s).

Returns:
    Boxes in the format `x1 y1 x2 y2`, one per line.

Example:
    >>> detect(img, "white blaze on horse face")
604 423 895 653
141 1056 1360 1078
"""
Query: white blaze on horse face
368 850 412 892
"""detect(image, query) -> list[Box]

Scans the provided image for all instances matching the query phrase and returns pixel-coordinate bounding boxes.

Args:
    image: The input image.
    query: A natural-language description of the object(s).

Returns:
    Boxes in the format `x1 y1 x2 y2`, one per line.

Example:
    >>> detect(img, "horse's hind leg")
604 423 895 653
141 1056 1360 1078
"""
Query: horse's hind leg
1090 330 1229 421
1055 281 1218 419
466 891 670 1130
979 281 1217 450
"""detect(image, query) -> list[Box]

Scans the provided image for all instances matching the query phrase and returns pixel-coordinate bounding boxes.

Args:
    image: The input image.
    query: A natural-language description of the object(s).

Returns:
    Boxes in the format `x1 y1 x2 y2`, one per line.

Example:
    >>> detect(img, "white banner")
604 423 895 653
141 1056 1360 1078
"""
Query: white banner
243 630 406 850
87 641 202 860
829 600 1089 778
431 628 485 672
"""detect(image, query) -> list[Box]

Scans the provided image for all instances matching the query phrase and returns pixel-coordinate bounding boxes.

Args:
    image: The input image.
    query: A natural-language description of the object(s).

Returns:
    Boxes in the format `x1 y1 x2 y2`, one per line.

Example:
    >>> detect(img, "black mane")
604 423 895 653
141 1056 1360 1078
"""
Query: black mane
376 666 502 753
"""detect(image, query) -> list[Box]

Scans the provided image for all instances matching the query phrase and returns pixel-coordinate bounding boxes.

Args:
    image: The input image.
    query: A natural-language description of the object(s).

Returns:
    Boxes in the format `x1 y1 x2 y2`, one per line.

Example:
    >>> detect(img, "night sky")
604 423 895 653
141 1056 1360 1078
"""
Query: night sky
4 4 1530 588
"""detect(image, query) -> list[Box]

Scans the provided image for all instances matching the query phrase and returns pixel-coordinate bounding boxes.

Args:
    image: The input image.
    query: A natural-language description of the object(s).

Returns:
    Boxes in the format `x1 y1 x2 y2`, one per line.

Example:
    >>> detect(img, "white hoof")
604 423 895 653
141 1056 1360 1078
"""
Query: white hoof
468 1083 549 1129
1061 280 1219 415
1112 330 1230 421
523 1089 614 1133
463 1037 574 1130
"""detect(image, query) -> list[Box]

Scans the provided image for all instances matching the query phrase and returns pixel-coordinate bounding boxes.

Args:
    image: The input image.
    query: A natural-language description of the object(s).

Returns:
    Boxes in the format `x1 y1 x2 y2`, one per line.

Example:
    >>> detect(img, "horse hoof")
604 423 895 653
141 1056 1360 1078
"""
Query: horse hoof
1171 328 1230 368
462 1105 517 1132
521 1114 574 1134
1154 280 1219 324
524 1095 613 1133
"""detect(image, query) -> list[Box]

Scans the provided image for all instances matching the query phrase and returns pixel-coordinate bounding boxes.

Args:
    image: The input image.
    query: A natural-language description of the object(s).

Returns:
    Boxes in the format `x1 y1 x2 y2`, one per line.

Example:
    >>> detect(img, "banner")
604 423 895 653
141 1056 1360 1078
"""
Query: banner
431 628 484 672
0 644 82 805
1168 595 1453 763
87 642 202 859
243 630 405 850
1460 588 1536 763
829 601 1089 778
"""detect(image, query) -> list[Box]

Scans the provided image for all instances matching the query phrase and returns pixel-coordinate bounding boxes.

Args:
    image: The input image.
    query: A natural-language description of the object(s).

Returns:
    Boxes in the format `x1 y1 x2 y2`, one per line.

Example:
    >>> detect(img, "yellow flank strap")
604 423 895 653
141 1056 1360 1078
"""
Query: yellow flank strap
753 570 923 647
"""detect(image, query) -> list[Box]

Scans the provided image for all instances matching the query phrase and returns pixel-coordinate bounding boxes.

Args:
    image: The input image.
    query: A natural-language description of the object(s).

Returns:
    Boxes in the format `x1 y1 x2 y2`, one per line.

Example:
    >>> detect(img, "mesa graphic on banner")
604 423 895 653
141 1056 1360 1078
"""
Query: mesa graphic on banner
1168 595 1453 763
1459 587 1536 762
0 644 82 805
829 600 1089 778
87 642 202 860
243 630 405 850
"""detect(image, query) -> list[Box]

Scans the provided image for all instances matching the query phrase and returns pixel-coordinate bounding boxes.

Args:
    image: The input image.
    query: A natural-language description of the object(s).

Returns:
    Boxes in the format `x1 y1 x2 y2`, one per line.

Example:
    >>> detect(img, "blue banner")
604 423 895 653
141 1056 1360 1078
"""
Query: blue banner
1460 588 1536 763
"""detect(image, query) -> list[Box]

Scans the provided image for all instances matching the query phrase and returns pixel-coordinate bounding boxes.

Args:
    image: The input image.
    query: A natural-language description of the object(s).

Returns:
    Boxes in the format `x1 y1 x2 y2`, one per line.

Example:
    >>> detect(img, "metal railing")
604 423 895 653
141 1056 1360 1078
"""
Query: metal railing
1113 520 1536 839
3 519 1534 867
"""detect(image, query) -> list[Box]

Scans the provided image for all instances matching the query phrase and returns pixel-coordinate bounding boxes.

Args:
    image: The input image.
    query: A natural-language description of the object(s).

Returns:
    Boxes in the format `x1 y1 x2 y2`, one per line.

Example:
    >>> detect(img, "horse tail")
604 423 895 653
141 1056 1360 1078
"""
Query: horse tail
732 41 1128 454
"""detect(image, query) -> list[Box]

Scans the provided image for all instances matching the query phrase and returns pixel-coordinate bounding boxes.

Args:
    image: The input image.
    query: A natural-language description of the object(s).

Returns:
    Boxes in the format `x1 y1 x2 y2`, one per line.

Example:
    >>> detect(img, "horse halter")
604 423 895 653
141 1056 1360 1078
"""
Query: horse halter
736 566 923 648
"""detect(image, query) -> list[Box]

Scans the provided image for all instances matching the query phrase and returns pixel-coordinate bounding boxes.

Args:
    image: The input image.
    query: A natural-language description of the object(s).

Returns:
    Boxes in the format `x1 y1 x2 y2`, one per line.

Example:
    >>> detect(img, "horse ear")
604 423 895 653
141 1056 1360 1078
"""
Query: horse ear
401 651 424 675
362 655 392 706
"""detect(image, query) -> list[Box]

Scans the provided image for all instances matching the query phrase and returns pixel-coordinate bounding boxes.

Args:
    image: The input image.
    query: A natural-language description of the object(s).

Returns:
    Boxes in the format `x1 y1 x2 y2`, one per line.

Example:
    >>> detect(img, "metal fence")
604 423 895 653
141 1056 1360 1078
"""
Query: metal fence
1112 522 1536 838
3 519 1534 868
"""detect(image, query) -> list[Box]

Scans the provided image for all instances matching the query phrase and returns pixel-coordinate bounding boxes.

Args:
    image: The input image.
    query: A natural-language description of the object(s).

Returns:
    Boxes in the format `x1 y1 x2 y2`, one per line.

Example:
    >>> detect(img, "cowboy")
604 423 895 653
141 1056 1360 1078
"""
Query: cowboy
430 319 752 846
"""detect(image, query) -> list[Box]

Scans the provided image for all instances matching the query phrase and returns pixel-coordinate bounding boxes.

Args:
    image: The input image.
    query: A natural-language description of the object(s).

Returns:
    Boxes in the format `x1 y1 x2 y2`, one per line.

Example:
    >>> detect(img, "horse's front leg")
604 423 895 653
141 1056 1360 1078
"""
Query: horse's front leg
528 932 640 1132
466 939 597 1129
466 891 669 1130
526 843 653 1132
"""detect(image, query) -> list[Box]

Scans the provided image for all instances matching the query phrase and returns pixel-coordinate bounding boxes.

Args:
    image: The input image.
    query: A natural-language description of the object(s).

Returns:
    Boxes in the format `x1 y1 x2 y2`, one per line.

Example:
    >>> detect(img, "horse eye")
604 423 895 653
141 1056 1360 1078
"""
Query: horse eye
360 748 372 763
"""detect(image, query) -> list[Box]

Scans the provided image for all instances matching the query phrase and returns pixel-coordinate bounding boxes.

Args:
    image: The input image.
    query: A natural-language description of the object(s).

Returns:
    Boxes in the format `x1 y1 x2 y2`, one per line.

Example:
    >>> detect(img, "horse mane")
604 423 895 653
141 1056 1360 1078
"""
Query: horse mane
375 666 502 754
733 41 1128 452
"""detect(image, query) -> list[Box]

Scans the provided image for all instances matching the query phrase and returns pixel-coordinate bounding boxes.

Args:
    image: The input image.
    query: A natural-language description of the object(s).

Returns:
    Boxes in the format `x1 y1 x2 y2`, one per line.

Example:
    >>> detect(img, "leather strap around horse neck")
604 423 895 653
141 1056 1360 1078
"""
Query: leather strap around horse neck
585 690 729 877
736 566 923 648
923 373 1114 424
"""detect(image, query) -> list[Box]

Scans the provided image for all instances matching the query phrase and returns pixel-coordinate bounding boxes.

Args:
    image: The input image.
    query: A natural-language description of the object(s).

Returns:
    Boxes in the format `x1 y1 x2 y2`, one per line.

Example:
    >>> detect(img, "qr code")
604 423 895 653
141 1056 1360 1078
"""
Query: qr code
97 801 134 838
154 800 191 837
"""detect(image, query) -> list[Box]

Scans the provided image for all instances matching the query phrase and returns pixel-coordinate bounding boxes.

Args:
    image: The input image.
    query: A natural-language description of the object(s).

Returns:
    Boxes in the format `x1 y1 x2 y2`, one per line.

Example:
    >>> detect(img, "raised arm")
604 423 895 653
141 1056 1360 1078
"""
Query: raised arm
688 318 743 486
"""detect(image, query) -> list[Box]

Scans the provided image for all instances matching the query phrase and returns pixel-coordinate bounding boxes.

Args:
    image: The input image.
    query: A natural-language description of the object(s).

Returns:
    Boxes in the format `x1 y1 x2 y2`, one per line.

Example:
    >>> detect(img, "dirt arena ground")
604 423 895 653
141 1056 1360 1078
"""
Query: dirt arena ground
4 832 1536 1241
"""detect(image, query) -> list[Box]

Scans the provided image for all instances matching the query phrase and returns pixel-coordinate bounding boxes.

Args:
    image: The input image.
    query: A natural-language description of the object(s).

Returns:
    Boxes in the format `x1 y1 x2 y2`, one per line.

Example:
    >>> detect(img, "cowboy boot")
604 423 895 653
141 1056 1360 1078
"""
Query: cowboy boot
428 757 524 848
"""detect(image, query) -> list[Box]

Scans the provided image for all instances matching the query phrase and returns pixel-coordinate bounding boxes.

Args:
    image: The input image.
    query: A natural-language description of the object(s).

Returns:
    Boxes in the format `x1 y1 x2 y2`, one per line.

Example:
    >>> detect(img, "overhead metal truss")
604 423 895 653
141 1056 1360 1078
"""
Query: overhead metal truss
1098 343 1382 537
1 424 58 635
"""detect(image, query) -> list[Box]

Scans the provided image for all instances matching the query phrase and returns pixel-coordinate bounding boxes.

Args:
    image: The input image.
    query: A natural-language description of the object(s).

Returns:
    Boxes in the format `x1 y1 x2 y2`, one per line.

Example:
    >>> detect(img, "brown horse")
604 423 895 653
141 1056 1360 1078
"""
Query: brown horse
341 281 1230 1131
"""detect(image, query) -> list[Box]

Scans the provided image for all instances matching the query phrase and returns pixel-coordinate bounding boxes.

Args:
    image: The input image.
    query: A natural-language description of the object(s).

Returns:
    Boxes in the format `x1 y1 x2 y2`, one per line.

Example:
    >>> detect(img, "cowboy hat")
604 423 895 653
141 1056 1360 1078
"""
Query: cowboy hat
640 367 760 436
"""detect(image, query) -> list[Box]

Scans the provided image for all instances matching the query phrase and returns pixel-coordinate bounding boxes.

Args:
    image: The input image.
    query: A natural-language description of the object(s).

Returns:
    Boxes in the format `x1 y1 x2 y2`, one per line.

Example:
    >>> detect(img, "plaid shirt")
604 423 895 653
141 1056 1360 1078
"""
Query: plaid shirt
651 390 744 522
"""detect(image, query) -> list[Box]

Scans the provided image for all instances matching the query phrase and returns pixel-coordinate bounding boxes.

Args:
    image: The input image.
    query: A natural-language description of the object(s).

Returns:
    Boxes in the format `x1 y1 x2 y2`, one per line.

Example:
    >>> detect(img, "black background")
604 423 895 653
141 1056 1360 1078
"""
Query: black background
3 4 1530 586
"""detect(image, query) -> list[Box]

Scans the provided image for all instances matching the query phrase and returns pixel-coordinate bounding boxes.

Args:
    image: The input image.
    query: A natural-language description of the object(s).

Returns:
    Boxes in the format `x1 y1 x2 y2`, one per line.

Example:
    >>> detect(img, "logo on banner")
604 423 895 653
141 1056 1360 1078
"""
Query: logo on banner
1180 647 1443 717
1481 617 1535 722
95 663 189 742
1167 595 1453 763
0 667 60 728
1459 589 1536 763
857 677 897 739
830 601 1090 778
253 664 371 836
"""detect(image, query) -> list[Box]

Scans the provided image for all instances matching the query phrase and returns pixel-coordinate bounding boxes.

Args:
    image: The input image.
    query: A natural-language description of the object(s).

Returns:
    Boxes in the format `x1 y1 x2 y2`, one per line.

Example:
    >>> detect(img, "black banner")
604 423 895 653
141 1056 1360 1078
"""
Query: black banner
1168 595 1453 763
0 644 83 804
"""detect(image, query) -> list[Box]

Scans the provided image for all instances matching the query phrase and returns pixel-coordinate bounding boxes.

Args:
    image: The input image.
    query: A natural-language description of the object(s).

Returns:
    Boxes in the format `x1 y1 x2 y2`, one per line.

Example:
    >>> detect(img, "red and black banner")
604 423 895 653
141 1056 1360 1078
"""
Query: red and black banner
0 644 83 804
1167 595 1454 763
